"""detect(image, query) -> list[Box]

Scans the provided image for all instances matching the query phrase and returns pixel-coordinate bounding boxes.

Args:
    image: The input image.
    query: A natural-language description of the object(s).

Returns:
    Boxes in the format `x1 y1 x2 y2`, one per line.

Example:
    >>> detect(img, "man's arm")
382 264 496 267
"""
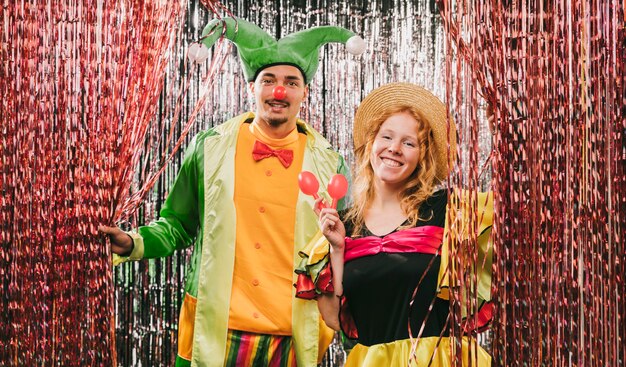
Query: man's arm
102 131 214 260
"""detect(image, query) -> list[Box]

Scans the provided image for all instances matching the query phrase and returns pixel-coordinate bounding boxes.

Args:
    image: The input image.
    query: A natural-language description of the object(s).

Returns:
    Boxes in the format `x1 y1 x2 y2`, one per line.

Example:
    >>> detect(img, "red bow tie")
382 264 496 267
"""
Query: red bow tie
252 140 294 168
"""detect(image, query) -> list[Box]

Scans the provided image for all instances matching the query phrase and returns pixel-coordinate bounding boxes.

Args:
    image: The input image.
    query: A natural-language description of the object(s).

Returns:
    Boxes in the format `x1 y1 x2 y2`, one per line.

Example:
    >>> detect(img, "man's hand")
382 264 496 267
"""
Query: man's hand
98 225 134 256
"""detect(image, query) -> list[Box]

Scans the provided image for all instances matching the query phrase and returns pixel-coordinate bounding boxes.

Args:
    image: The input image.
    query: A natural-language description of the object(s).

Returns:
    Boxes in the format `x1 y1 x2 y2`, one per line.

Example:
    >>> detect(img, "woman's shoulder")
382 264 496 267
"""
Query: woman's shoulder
428 188 449 201
417 188 449 227
424 188 449 211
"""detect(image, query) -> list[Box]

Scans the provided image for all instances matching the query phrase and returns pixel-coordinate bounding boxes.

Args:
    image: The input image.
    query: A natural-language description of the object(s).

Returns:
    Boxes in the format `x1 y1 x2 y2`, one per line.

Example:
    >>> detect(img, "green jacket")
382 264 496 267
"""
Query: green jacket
119 112 349 367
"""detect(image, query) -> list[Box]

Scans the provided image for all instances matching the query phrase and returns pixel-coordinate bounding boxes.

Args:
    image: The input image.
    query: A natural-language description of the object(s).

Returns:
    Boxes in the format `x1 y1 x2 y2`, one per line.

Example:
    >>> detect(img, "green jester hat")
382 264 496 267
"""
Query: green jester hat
188 17 366 83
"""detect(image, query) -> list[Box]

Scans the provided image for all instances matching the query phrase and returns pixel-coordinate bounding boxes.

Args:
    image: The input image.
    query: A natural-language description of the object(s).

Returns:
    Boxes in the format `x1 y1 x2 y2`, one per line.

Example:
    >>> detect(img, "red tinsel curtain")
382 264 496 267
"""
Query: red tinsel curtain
0 0 186 364
439 0 625 365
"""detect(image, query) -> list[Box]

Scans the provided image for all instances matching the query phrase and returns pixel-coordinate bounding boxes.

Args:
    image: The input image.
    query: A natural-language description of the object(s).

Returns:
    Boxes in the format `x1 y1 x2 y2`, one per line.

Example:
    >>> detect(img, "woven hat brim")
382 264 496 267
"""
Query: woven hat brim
353 82 457 181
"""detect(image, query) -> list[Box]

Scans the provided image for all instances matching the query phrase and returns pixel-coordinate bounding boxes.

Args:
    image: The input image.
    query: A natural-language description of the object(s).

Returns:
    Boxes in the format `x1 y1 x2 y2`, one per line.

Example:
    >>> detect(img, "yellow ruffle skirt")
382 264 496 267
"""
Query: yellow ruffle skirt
345 337 491 367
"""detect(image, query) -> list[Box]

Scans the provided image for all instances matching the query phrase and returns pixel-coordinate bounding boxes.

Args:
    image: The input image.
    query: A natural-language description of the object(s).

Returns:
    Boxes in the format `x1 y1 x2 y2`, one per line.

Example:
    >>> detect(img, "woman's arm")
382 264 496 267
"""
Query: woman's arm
317 206 346 331
318 293 340 331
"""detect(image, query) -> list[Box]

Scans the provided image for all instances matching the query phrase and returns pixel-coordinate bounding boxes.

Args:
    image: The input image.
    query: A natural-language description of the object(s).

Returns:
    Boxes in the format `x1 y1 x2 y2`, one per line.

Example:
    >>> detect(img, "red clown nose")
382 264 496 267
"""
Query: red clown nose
273 86 287 100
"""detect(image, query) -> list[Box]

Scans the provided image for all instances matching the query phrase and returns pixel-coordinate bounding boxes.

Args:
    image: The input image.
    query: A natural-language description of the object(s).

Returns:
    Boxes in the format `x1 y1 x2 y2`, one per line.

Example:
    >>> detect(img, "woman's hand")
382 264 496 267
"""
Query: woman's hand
313 199 346 315
315 198 346 250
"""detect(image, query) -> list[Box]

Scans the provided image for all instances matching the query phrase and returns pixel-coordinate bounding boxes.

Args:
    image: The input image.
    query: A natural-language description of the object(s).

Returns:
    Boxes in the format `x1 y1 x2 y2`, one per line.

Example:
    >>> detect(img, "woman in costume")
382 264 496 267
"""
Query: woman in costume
295 83 494 366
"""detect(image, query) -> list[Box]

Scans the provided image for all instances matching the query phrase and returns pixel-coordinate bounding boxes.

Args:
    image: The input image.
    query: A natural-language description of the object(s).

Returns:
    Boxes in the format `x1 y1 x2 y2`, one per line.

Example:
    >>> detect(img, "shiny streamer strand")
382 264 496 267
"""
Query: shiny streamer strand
115 0 236 222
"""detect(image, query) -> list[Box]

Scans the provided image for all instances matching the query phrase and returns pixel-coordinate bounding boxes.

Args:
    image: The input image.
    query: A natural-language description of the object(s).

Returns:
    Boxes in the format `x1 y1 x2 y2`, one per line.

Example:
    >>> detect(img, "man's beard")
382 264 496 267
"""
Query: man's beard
264 100 290 126
267 117 289 126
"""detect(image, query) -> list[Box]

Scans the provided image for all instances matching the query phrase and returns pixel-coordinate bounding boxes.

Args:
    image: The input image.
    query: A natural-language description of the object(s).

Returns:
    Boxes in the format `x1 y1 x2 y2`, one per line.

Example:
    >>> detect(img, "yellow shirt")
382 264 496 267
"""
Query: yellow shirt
229 121 307 335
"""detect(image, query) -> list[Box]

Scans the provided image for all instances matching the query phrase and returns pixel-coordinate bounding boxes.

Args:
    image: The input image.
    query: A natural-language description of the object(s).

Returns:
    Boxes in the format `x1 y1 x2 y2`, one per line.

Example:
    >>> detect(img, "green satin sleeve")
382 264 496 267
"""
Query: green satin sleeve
137 129 217 259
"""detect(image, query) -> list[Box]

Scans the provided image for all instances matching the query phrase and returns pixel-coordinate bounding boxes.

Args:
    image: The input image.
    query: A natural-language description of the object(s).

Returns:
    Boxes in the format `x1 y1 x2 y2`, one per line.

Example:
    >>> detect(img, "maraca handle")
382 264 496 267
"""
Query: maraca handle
312 193 329 210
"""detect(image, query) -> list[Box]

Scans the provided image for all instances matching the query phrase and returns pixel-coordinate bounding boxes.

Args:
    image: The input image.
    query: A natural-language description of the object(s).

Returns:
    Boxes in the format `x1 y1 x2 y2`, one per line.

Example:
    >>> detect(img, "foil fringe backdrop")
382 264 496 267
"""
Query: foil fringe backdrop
108 2 460 366
438 0 625 366
1 1 623 367
0 0 188 365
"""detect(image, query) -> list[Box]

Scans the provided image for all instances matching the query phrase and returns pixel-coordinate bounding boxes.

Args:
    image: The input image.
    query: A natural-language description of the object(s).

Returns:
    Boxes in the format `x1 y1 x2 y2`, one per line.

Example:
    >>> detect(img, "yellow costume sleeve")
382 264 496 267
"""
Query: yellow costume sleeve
438 190 494 332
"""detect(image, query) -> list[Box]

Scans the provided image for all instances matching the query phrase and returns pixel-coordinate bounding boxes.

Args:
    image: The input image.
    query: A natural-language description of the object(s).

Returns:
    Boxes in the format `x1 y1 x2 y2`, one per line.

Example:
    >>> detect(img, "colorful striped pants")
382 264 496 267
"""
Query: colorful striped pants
175 329 296 367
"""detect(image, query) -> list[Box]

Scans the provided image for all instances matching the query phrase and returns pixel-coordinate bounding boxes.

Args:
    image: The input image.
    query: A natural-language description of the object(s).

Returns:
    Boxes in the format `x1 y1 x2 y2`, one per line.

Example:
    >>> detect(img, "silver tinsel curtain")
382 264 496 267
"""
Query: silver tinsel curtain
114 1 457 366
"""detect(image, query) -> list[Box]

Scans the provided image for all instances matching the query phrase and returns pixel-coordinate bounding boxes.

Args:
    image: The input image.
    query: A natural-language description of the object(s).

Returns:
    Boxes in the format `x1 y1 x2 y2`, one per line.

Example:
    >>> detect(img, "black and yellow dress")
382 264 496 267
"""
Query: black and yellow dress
296 189 494 366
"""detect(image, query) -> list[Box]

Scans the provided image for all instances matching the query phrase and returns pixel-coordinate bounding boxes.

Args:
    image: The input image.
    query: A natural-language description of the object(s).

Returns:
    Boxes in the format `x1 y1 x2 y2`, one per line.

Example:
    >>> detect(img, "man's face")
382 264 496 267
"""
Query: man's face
249 65 309 128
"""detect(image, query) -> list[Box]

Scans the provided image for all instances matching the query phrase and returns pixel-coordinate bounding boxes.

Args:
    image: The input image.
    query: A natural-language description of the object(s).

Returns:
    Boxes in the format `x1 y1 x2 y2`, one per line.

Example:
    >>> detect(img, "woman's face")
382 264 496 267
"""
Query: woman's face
369 112 421 189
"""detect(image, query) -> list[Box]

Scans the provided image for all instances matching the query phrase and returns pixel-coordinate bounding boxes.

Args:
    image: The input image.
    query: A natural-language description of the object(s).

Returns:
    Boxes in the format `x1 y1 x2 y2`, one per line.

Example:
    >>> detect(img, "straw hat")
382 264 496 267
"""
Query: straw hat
353 82 457 182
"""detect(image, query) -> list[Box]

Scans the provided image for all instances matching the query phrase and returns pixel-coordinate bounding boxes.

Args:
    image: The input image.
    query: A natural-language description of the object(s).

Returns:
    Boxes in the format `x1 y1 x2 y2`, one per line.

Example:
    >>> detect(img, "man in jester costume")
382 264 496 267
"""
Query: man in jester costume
100 17 366 367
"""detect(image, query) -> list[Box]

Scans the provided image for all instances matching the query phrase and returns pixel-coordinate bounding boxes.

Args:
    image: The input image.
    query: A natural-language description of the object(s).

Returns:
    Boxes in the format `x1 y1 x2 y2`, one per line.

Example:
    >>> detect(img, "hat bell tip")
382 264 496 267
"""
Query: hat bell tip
188 43 210 63
346 36 366 55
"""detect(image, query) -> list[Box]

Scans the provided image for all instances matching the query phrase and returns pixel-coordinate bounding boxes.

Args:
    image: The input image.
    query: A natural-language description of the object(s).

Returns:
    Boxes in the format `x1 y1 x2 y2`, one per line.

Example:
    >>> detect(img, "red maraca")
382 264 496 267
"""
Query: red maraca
298 171 327 210
327 174 348 209
273 86 286 100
